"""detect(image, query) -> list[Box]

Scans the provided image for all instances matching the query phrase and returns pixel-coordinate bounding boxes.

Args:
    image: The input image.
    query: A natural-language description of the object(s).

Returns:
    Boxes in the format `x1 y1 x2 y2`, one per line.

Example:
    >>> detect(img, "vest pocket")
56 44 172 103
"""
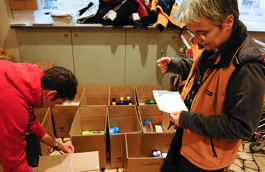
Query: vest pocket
210 138 218 157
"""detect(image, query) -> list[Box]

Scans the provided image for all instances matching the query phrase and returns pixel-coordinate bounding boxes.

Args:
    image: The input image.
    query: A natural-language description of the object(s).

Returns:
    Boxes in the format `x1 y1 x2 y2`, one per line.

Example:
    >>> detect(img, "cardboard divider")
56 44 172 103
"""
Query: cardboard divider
52 106 78 138
69 106 108 168
124 133 174 172
52 86 85 138
110 85 136 106
138 105 176 133
108 106 142 168
135 85 162 105
81 85 110 106
26 107 54 167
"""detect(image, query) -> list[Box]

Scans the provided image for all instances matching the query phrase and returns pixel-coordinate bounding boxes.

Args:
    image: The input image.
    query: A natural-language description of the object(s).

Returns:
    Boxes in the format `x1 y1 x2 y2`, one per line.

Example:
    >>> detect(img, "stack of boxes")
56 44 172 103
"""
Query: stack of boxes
26 80 177 171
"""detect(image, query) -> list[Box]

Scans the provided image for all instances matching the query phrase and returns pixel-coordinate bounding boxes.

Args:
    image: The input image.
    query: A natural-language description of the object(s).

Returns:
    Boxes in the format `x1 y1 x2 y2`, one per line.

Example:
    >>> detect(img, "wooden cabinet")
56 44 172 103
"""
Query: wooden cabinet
15 27 185 89
16 28 74 72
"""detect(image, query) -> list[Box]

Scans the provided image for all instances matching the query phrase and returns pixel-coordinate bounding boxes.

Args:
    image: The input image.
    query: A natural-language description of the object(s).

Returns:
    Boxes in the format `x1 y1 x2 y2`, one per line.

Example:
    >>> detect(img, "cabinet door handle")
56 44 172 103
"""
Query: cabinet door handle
74 34 79 37
64 34 69 38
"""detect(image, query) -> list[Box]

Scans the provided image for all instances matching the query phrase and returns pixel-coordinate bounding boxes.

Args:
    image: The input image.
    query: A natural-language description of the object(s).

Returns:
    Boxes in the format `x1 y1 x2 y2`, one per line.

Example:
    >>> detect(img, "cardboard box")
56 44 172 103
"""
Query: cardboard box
69 106 108 168
124 133 174 172
135 85 161 105
26 107 54 167
9 0 48 10
52 86 85 137
110 86 136 106
138 105 176 133
0 56 14 62
108 106 142 168
81 85 110 106
38 152 100 172
12 10 35 25
28 61 54 71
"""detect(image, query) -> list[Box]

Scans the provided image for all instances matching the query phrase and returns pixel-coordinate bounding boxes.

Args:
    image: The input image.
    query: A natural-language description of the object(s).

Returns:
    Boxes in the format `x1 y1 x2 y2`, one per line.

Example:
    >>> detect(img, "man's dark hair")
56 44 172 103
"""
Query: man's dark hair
41 67 78 100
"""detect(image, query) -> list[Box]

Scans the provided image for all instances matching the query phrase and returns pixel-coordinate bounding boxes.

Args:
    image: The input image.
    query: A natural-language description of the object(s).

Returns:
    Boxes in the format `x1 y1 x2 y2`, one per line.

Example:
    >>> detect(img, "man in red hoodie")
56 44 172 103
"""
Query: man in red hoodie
0 60 78 172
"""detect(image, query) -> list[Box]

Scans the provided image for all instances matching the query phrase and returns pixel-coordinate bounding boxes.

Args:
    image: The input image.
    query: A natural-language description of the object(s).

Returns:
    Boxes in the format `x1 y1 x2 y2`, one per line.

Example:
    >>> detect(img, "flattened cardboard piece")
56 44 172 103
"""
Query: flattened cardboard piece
81 85 110 106
26 107 54 167
124 133 174 172
108 106 142 168
38 152 100 172
28 62 53 71
135 85 161 105
138 105 175 132
110 86 136 106
52 106 78 138
69 106 108 168
8 0 48 10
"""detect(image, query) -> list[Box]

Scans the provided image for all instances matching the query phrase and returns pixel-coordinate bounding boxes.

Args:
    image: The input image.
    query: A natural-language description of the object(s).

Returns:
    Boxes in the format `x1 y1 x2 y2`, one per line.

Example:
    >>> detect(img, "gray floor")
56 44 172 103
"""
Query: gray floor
227 140 265 172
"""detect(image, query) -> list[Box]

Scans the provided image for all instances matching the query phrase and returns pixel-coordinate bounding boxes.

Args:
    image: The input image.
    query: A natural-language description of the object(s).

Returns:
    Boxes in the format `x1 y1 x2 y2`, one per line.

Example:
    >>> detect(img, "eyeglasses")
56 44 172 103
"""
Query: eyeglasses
187 30 206 40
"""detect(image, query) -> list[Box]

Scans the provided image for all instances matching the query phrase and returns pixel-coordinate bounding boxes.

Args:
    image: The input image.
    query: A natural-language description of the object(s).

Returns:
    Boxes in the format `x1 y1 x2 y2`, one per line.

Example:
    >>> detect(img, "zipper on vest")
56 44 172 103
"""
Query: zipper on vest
210 138 218 157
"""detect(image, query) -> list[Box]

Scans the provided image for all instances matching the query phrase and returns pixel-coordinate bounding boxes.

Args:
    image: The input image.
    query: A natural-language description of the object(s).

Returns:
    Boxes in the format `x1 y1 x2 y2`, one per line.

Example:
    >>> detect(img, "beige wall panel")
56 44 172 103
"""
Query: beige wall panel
72 29 126 86
15 28 74 72
125 29 185 90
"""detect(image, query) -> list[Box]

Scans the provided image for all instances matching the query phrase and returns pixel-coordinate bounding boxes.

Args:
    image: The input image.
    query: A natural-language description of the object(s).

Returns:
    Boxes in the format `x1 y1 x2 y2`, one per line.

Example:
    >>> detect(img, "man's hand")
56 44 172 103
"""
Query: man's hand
170 111 181 127
157 57 171 73
58 142 74 153
40 133 75 153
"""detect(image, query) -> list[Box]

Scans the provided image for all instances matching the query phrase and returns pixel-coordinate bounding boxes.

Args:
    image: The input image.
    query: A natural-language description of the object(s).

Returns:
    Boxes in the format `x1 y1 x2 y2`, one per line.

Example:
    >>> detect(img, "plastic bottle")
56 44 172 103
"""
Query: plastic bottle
118 97 125 105
146 100 156 104
111 98 117 105
126 96 132 105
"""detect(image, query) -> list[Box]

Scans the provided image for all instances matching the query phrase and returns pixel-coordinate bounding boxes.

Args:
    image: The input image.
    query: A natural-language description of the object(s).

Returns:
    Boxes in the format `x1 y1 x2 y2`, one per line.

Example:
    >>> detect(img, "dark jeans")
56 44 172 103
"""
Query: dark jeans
178 155 225 172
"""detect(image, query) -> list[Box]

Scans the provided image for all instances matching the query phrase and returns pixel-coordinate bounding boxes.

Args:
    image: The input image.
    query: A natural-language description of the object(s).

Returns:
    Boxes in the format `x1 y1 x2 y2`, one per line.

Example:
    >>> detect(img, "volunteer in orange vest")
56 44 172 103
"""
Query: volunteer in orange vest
0 61 78 172
157 0 265 171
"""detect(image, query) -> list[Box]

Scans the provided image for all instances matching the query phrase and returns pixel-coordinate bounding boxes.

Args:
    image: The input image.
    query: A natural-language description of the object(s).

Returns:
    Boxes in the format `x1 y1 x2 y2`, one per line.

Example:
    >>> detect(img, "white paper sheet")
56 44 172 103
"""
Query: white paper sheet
153 90 188 113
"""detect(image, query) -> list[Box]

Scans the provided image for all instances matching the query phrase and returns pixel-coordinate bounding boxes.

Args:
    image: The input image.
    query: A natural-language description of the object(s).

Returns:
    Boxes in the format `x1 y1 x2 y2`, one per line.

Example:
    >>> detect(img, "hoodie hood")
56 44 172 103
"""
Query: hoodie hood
5 63 43 108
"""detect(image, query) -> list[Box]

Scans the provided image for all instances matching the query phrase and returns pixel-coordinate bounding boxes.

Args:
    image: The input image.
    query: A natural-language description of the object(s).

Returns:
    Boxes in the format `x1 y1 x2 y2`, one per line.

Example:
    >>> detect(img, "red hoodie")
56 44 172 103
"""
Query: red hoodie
0 60 46 172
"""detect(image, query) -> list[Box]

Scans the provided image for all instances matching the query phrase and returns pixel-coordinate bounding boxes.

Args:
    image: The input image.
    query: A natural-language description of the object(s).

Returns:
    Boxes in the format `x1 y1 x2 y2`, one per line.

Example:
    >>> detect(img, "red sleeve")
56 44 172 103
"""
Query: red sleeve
27 106 46 140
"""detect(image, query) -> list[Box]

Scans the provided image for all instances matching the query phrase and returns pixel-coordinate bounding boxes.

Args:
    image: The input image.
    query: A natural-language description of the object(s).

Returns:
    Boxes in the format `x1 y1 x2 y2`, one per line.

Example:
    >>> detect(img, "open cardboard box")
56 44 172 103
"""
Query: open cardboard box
108 106 142 168
52 86 85 138
28 62 54 71
38 152 100 172
81 85 110 106
138 105 176 133
26 107 54 167
124 133 174 172
110 86 136 106
69 106 108 168
135 85 161 105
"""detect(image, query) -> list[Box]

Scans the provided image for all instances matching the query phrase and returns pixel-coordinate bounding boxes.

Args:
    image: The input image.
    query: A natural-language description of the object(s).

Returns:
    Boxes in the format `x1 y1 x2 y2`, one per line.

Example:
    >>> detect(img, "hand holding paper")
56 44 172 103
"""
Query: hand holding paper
153 90 188 113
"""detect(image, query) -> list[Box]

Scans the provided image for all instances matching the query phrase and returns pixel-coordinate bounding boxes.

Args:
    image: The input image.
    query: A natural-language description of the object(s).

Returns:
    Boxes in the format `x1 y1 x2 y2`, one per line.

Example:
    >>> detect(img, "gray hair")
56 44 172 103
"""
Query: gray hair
177 0 239 27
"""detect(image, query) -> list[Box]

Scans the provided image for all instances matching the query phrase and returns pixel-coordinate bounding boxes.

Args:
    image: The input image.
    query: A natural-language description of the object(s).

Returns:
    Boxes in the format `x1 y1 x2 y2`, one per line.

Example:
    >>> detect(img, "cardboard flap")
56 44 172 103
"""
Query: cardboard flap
38 152 100 172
